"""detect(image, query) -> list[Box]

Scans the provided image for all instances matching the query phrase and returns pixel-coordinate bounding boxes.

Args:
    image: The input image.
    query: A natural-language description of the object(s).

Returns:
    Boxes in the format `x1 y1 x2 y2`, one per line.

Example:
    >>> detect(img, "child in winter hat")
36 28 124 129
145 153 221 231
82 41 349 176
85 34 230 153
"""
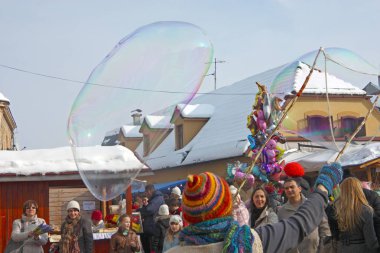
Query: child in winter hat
163 215 183 252
152 204 171 253
171 186 182 199
180 172 256 253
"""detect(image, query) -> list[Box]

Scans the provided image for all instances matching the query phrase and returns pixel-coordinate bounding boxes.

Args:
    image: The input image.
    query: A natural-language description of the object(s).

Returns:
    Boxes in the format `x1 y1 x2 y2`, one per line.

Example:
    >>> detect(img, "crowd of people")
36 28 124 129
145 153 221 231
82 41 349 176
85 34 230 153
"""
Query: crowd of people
5 162 380 253
134 163 380 253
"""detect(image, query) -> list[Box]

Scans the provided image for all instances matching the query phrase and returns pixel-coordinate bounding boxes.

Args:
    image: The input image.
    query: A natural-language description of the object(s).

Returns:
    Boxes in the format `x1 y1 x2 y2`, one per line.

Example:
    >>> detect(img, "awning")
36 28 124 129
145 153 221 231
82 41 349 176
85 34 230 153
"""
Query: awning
282 142 380 172
132 179 187 194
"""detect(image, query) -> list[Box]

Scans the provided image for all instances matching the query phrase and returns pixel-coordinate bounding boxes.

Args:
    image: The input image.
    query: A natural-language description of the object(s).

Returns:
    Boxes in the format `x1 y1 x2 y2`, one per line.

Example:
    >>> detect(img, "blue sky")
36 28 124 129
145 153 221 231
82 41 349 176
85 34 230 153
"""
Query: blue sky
0 0 379 149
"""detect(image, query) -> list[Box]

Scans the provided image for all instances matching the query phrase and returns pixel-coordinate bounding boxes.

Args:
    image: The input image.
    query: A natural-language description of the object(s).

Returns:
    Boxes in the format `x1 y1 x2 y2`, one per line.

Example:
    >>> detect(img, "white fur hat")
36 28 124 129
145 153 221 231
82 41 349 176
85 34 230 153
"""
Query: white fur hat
169 215 183 226
67 200 80 211
171 186 181 197
158 204 169 216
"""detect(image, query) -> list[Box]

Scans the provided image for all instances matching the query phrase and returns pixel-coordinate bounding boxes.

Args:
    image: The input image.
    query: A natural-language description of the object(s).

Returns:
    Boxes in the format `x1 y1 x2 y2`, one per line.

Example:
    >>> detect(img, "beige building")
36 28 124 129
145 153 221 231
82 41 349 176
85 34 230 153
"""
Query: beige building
0 92 16 150
110 62 380 184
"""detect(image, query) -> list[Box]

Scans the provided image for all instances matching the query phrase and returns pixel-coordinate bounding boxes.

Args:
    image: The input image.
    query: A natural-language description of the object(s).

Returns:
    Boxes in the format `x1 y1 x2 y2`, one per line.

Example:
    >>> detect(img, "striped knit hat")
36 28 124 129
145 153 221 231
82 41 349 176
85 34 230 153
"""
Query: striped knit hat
182 172 232 224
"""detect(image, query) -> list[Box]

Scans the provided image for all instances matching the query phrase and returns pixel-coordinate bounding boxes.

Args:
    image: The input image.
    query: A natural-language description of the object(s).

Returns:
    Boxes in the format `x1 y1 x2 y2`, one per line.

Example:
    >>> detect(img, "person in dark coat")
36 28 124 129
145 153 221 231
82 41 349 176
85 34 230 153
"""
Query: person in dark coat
139 184 165 253
363 187 380 245
59 200 93 253
326 177 379 253
152 204 170 253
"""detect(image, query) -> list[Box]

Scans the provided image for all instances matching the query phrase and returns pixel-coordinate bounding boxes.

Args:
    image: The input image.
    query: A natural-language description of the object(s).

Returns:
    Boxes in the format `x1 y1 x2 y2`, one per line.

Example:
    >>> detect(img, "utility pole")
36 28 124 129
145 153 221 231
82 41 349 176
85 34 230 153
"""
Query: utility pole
206 58 225 90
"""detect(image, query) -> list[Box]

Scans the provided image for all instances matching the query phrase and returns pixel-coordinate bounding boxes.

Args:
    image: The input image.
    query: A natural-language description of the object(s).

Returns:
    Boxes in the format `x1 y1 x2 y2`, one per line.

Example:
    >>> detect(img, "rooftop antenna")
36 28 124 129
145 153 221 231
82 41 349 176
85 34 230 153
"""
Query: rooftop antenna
205 58 226 90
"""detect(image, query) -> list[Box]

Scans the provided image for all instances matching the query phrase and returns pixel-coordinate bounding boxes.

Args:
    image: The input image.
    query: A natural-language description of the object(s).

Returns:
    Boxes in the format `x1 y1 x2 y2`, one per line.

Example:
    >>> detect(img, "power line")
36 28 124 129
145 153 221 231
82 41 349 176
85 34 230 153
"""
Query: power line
0 63 271 96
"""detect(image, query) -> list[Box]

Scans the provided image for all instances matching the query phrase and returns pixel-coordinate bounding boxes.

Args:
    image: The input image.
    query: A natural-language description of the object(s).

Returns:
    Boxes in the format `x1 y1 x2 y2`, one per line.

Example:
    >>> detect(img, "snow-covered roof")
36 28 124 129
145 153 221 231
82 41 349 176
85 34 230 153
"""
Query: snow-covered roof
273 61 366 98
136 62 370 170
0 145 147 176
121 125 143 138
143 115 173 129
0 92 10 103
282 142 380 172
105 128 120 137
175 104 214 118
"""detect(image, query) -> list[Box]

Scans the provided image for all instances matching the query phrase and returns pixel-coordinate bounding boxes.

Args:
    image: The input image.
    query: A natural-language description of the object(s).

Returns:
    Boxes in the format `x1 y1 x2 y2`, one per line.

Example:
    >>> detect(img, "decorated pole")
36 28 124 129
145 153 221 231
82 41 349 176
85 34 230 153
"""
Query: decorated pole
236 47 323 195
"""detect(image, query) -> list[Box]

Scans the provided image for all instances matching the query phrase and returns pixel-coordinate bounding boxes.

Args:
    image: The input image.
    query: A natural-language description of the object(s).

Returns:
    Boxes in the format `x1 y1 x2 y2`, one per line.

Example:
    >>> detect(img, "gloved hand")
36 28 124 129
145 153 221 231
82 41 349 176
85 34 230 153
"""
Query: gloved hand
314 162 343 196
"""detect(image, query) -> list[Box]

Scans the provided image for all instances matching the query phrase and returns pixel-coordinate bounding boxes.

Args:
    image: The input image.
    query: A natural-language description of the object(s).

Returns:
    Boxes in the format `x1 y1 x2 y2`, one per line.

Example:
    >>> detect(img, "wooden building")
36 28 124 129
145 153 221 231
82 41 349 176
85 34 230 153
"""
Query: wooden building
0 146 151 253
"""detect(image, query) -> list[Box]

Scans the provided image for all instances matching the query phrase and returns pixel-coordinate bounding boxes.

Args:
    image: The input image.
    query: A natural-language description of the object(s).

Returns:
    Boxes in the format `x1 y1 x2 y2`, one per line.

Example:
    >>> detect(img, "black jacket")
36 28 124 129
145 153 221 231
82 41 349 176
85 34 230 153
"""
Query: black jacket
363 188 380 244
139 191 165 235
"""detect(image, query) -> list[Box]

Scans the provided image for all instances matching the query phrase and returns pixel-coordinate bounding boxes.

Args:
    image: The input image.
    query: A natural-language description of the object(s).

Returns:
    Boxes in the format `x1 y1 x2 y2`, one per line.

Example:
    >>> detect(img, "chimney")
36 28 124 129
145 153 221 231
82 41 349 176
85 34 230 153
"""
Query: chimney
131 109 142 125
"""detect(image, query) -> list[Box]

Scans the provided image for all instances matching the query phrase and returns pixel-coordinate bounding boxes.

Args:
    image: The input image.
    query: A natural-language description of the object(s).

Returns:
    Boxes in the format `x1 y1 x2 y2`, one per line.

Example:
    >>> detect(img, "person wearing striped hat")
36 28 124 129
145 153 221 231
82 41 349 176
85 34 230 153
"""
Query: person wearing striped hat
166 164 342 253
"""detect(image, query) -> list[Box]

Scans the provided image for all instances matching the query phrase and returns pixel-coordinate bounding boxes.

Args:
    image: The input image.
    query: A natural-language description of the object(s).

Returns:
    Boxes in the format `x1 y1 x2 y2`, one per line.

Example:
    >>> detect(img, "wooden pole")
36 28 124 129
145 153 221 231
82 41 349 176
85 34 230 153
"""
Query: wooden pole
126 185 132 215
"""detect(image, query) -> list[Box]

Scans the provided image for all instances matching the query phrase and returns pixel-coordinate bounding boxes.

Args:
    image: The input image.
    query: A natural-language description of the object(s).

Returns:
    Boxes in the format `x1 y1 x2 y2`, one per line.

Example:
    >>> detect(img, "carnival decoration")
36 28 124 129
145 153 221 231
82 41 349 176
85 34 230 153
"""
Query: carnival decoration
226 161 255 191
246 82 287 183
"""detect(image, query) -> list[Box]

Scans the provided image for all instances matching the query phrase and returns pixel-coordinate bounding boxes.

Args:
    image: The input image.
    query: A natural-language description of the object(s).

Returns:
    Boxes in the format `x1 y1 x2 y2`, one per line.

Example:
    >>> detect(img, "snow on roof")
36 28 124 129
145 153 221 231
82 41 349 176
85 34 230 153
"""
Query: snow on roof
144 115 173 129
0 145 146 176
121 125 143 138
0 92 10 103
275 61 366 98
282 142 380 172
136 62 370 170
105 128 120 137
176 104 214 118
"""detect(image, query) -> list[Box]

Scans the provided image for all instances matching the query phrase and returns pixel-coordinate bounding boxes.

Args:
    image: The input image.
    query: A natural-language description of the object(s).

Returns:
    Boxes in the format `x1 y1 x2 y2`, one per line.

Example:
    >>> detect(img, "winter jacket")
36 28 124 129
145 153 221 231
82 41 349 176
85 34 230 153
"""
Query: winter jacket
326 204 379 253
139 190 165 236
277 194 331 253
249 206 278 229
152 215 170 253
363 188 380 244
60 216 93 253
11 215 48 253
110 228 140 253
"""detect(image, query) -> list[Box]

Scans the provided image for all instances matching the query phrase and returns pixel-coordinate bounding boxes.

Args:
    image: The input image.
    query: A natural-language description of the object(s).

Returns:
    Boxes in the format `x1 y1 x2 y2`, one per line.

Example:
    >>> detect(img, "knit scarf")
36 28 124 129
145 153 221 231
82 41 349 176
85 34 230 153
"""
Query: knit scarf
61 215 81 253
179 217 254 253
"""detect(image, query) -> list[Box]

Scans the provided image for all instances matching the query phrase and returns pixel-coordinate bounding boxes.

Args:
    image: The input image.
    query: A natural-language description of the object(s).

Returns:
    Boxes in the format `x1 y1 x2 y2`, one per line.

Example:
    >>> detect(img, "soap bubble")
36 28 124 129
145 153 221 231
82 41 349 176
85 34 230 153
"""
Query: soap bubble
67 21 213 201
271 47 379 153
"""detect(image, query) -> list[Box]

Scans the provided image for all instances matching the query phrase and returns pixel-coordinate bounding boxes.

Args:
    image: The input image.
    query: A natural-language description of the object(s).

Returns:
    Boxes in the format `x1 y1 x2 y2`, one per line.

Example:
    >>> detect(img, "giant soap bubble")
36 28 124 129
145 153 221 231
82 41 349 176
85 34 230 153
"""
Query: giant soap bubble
271 47 379 152
68 21 213 201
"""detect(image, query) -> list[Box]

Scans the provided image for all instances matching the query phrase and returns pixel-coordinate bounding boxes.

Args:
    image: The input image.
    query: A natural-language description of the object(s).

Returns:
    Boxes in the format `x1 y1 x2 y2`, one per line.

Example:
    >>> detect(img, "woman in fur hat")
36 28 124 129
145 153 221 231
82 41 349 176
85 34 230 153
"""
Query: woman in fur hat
59 200 93 253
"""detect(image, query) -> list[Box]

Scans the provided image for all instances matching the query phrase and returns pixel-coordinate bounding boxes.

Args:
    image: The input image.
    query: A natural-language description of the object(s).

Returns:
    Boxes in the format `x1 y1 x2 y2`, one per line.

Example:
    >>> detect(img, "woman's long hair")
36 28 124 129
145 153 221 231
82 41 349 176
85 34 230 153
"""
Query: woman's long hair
335 177 372 232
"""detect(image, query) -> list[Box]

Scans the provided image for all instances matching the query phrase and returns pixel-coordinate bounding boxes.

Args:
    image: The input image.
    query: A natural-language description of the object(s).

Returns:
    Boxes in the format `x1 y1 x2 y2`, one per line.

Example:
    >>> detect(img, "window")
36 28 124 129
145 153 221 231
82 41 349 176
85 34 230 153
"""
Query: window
307 115 332 134
175 125 183 150
143 134 150 156
341 117 366 137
